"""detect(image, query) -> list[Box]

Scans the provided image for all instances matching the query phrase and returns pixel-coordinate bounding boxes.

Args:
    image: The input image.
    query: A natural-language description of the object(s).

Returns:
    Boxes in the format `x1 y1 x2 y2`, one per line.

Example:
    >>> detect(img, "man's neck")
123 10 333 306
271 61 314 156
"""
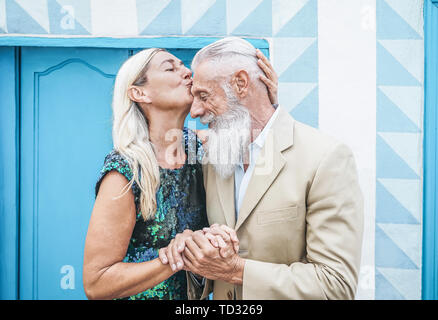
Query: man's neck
241 98 276 172
240 85 276 144
248 102 276 144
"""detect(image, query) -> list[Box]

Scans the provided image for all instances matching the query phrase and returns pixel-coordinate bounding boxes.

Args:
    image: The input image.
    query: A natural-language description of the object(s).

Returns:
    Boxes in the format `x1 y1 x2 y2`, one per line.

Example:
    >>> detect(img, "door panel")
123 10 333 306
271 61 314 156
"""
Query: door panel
20 47 129 299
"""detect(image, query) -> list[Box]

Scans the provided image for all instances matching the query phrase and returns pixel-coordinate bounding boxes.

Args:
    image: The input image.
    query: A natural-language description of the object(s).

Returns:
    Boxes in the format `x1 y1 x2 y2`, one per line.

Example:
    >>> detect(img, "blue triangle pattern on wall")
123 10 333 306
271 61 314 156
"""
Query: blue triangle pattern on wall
375 0 423 302
377 43 421 86
48 0 90 35
279 41 318 83
231 0 272 36
140 0 181 35
275 0 317 37
186 0 226 35
377 0 422 40
376 135 419 179
375 225 418 269
375 269 406 299
377 89 420 132
6 0 48 34
289 86 318 129
376 181 419 224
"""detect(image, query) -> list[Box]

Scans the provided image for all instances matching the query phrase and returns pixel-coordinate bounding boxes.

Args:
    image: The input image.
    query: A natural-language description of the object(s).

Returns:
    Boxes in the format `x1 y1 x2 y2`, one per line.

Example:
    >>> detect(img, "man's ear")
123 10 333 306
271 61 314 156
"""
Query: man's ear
232 70 249 98
127 86 152 104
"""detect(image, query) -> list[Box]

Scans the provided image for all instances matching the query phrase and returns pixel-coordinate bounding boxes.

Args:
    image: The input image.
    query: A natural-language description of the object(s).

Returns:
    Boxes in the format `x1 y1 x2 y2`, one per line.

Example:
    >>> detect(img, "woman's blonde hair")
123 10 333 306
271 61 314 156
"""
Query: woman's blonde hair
112 48 165 221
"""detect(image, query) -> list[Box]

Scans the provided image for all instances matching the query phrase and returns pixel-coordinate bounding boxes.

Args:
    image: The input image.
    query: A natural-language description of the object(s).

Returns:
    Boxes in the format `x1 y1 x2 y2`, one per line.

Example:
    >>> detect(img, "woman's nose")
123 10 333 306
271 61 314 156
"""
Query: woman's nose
182 66 192 79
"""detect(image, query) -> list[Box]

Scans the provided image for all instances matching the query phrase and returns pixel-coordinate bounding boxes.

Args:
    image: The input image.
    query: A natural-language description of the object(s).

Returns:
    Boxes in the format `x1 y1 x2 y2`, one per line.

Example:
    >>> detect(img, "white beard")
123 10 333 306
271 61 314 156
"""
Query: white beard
203 102 251 180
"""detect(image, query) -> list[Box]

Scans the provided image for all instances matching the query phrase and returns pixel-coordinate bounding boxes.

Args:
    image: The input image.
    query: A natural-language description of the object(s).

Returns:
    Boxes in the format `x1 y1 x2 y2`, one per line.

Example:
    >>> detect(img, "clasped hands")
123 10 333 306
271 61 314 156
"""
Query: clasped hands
158 224 244 285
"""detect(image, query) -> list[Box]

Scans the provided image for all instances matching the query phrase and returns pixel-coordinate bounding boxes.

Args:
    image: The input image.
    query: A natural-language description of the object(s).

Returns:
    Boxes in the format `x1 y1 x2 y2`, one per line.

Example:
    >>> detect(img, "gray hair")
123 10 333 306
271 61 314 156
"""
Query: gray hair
191 37 263 86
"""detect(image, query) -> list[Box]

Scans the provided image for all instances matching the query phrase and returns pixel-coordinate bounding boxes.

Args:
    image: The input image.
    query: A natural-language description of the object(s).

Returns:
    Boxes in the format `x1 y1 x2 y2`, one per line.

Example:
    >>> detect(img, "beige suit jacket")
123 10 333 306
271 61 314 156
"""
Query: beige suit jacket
187 107 364 300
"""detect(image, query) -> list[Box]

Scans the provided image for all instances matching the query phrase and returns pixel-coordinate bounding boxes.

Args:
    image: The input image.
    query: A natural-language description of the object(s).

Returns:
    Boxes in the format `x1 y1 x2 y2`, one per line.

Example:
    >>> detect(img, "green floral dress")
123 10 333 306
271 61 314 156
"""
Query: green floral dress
95 128 208 300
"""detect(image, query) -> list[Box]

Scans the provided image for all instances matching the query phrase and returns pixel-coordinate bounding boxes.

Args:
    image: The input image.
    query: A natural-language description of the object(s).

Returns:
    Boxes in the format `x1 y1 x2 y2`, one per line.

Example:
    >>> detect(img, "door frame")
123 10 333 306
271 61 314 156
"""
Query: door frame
0 47 20 300
0 35 269 49
0 36 269 300
423 0 438 301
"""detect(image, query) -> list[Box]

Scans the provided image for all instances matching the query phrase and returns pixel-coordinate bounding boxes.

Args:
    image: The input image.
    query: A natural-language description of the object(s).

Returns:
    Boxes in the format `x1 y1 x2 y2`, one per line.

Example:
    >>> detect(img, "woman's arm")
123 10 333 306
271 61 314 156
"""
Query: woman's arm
83 171 174 300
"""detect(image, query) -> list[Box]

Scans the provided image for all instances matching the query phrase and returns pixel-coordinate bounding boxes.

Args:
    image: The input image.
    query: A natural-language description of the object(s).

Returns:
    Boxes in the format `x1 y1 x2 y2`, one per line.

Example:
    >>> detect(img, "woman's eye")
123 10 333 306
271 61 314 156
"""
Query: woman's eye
165 68 174 72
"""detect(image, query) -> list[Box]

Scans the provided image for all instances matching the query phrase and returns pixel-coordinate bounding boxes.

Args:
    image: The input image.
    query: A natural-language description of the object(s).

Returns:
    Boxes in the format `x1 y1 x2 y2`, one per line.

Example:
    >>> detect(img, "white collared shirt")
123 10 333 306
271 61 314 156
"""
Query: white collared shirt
234 106 281 218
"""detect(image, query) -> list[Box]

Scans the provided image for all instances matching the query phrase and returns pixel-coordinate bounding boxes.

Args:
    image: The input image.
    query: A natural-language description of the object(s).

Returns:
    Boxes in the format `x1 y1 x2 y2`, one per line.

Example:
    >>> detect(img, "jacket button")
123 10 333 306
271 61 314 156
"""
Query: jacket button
227 290 233 300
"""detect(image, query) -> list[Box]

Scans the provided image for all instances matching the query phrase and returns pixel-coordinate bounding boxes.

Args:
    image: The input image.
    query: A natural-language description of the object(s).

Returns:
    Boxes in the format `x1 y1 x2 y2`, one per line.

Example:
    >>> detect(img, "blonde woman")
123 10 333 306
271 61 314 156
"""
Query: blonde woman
83 48 277 300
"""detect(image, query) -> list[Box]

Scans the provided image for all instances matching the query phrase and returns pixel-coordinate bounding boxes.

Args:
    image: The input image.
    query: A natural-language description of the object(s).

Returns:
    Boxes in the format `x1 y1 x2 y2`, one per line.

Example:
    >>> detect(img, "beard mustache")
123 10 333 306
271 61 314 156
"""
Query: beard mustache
202 93 251 179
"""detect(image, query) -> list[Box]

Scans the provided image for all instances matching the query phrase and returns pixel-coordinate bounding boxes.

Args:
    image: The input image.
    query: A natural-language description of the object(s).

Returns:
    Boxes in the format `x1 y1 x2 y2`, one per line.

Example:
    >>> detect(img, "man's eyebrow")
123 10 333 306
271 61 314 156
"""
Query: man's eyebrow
192 87 209 96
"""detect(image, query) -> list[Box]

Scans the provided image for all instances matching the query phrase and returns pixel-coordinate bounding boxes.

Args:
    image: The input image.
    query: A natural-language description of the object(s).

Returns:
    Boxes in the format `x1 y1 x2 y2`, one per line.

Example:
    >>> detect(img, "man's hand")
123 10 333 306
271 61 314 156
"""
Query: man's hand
182 230 245 285
159 226 239 272
203 224 239 255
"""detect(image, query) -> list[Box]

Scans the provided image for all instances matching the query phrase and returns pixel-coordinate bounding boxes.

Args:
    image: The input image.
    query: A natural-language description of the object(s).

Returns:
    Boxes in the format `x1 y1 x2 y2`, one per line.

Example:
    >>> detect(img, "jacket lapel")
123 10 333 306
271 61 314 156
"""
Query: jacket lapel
215 170 236 228
235 107 295 231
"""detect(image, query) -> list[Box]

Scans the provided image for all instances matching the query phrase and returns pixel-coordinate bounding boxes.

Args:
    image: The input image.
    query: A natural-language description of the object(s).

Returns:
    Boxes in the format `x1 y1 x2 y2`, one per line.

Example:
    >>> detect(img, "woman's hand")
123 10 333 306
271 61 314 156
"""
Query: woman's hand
159 229 193 272
256 49 278 105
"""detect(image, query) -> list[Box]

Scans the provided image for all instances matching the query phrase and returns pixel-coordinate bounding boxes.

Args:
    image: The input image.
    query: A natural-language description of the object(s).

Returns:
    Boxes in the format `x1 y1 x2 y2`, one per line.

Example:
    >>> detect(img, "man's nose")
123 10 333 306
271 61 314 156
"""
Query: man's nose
190 99 204 119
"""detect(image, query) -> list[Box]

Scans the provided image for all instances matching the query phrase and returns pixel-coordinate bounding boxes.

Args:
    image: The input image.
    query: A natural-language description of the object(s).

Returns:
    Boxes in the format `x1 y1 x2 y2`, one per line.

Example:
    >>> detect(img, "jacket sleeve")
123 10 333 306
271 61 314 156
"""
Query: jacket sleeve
242 143 364 299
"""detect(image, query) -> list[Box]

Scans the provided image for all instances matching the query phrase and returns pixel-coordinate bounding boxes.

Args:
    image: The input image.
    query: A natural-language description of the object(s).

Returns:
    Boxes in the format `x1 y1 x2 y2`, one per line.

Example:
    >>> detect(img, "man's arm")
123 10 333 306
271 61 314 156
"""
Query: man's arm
242 142 364 299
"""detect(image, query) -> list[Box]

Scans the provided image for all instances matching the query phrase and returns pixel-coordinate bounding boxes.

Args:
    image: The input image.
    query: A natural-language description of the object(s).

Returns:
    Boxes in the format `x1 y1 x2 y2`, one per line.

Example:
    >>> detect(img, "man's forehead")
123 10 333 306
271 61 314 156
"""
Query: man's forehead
192 76 222 91
193 60 221 79
192 61 228 94
193 71 216 89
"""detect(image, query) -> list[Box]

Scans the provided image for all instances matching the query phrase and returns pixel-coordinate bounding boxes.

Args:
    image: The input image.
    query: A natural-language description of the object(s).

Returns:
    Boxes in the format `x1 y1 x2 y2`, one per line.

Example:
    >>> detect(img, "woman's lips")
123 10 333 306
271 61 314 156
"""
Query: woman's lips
186 83 194 97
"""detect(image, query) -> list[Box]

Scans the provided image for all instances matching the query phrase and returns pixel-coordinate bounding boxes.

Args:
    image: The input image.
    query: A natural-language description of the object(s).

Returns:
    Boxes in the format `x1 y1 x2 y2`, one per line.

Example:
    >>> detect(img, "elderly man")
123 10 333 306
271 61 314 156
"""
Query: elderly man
161 37 364 300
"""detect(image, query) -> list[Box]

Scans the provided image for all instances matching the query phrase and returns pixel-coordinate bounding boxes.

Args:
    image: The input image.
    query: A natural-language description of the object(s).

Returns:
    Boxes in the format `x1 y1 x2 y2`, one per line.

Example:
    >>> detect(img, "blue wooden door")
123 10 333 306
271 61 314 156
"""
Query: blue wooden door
19 47 129 299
